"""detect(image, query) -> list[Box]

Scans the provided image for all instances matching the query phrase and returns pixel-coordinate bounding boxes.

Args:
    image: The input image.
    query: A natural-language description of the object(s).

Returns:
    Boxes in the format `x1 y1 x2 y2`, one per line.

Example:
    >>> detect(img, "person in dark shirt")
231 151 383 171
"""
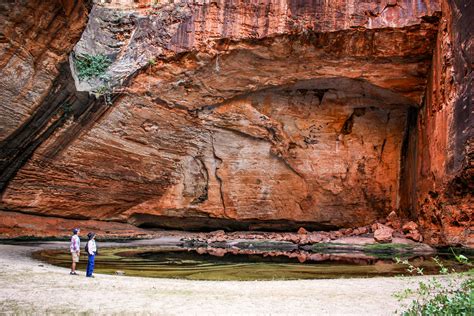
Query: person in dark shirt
86 232 97 278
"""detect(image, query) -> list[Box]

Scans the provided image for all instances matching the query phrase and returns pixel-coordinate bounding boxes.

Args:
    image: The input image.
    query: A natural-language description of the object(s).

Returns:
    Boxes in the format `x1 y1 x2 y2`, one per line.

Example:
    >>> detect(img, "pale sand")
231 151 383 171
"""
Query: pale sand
0 239 422 315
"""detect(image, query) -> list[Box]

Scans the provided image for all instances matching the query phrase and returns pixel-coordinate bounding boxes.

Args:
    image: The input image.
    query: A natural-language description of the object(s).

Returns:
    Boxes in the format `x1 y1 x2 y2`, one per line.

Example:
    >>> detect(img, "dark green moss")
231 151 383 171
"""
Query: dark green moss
364 243 413 252
308 243 364 253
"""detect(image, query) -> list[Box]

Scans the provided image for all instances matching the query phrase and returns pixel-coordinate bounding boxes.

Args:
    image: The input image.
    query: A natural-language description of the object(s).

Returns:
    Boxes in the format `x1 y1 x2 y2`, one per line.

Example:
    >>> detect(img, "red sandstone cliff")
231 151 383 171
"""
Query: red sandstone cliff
0 0 471 246
407 0 473 246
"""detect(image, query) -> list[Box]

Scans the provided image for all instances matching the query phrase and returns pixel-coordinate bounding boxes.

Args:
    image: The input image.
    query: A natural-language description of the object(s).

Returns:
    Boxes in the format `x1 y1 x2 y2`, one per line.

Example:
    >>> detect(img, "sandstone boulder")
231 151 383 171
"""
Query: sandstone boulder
406 231 423 242
196 247 207 255
386 211 402 229
371 223 378 233
297 254 307 263
374 224 394 243
208 248 226 257
402 221 419 233
211 230 226 236
340 228 354 236
307 234 323 243
352 226 369 236
297 227 309 235
386 211 398 222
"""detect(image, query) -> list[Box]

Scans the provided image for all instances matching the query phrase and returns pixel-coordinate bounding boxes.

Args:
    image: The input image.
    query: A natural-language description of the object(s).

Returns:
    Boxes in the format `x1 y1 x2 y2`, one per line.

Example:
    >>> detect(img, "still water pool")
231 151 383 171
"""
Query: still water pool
33 245 472 281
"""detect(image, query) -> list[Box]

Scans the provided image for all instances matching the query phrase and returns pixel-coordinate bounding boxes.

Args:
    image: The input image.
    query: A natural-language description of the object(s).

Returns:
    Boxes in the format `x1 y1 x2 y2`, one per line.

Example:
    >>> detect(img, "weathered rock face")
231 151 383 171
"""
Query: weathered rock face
0 0 471 245
0 210 152 239
0 0 94 192
400 0 473 247
0 0 89 141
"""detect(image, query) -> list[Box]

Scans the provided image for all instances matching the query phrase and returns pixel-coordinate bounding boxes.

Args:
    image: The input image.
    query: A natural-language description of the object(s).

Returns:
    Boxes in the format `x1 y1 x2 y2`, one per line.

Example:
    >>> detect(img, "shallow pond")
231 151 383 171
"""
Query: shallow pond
33 245 472 281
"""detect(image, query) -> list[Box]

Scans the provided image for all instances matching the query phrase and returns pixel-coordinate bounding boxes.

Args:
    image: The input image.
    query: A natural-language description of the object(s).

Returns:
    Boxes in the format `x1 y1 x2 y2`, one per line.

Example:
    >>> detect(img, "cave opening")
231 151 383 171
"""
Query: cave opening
5 0 469 244
129 76 427 231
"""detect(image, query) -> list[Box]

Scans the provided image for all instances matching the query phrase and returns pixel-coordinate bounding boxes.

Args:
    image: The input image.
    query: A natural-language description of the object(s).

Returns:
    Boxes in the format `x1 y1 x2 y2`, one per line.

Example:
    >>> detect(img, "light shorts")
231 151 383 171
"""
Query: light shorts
71 252 80 263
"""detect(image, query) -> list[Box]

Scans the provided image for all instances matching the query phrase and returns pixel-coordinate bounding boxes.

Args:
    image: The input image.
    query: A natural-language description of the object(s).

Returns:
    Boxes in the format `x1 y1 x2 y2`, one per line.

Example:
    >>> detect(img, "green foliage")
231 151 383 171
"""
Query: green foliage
402 279 473 316
75 54 111 80
394 254 474 316
94 85 109 96
394 257 425 275
148 58 156 66
93 85 112 105
61 102 73 116
452 248 470 265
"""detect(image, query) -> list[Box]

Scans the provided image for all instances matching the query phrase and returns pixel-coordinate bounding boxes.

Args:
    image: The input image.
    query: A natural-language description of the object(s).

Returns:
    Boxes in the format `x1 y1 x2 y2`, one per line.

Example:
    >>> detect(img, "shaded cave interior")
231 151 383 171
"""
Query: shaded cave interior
129 76 425 231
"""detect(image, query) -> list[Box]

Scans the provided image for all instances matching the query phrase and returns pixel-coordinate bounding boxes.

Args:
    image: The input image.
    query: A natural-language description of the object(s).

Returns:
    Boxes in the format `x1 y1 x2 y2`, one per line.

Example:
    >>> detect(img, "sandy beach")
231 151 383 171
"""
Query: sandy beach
0 239 430 315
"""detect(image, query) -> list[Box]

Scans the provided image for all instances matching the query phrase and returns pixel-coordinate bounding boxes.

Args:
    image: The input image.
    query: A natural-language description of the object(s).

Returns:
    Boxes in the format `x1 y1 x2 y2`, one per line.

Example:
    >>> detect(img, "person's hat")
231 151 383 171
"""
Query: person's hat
87 232 96 239
73 228 80 234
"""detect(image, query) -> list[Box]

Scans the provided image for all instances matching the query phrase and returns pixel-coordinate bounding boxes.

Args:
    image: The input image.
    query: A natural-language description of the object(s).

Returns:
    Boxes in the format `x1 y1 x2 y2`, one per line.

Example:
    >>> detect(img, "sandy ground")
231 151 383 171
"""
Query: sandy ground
0 239 424 315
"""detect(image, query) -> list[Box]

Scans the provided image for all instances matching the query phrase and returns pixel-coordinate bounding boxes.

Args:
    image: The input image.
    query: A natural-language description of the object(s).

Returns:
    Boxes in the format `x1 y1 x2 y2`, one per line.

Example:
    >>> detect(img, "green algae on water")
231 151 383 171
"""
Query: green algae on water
32 245 473 281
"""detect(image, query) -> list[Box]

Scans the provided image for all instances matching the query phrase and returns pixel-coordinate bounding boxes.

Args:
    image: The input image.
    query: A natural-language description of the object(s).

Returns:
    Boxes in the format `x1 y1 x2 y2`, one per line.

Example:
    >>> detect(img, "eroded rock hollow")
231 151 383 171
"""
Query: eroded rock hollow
0 0 472 246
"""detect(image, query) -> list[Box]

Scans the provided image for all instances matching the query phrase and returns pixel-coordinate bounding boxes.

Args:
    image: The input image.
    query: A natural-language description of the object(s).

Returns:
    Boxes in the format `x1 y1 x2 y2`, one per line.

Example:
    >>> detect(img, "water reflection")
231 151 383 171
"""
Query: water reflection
33 245 471 281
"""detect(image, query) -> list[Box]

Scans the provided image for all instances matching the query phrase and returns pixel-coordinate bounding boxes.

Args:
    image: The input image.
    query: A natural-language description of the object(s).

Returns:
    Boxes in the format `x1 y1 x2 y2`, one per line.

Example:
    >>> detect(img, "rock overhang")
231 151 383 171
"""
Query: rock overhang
5 0 471 242
71 0 441 104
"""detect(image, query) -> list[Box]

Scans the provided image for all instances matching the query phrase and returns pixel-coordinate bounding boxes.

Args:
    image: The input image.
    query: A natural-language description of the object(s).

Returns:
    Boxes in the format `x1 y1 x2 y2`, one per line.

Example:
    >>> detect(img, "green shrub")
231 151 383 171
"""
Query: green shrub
75 54 111 80
402 279 473 316
394 255 474 316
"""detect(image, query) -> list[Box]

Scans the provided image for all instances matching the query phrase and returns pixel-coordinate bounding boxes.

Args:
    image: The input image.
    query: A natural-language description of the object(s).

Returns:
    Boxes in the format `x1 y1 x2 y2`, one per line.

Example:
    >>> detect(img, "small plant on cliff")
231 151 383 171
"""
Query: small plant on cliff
147 58 156 66
75 54 111 80
93 85 112 105
394 254 473 316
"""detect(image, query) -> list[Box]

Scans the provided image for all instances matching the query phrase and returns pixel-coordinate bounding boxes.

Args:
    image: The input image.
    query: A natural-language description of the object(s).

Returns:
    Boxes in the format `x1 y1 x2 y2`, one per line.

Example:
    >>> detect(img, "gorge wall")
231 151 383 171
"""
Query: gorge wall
0 0 471 246
408 0 473 246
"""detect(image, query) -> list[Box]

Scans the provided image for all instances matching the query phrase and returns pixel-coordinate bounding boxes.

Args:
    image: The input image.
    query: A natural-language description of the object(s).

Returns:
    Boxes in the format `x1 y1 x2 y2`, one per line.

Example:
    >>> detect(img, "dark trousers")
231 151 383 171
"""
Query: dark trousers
86 254 95 277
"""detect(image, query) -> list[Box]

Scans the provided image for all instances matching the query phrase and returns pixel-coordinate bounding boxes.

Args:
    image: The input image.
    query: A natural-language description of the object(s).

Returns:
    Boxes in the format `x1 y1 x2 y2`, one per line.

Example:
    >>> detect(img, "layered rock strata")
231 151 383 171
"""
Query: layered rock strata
0 0 89 141
402 0 473 246
0 0 471 246
0 0 92 191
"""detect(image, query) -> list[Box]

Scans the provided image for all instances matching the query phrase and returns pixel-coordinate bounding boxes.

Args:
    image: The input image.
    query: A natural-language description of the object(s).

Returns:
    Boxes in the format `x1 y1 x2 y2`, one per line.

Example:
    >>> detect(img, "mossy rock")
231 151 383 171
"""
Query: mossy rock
363 243 414 253
230 240 298 251
307 242 365 253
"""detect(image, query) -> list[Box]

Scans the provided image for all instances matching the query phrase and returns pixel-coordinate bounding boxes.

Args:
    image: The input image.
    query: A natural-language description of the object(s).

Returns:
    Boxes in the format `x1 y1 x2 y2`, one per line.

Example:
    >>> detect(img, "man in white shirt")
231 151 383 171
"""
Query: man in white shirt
70 228 80 275
86 232 97 278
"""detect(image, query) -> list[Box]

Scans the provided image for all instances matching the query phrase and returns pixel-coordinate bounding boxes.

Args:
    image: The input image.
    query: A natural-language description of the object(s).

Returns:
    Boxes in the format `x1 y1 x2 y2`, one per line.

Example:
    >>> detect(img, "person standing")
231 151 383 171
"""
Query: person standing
70 228 80 275
86 232 97 278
